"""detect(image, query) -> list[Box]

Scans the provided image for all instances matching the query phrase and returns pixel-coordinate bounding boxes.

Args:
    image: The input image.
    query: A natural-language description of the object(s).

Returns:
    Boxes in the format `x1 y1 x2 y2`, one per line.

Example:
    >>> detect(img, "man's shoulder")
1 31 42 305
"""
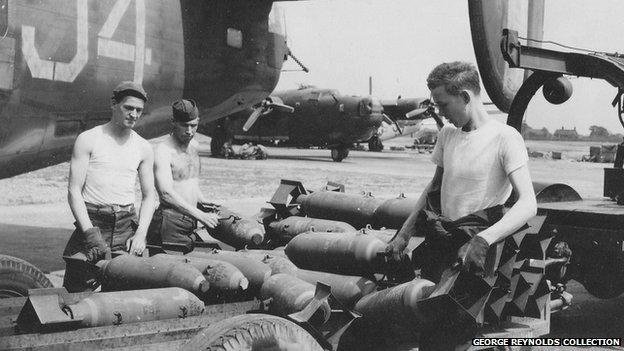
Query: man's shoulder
153 136 177 158
74 125 102 148
129 130 152 150
189 139 201 153
128 131 153 160
438 124 458 140
130 130 150 144
488 120 520 135
79 125 102 138
154 135 175 149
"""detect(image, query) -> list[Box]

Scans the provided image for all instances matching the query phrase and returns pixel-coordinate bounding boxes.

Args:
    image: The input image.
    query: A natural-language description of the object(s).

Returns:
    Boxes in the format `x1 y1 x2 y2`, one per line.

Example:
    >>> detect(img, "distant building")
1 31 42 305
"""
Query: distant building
553 126 580 140
522 122 552 140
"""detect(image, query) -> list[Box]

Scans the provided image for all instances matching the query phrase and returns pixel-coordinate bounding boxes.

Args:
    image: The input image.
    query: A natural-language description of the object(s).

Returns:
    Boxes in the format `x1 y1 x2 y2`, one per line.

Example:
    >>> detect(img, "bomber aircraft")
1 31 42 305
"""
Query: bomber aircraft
201 86 432 162
0 0 293 179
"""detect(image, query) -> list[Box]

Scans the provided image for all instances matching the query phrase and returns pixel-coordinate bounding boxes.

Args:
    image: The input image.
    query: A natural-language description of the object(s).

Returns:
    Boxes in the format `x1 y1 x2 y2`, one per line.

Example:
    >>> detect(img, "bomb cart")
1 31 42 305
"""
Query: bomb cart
0 172 570 351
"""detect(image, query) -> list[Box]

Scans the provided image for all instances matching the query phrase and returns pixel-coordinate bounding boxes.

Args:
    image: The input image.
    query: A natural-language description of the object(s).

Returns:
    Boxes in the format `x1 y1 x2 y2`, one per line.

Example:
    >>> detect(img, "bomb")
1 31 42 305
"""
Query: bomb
285 232 386 275
96 255 210 297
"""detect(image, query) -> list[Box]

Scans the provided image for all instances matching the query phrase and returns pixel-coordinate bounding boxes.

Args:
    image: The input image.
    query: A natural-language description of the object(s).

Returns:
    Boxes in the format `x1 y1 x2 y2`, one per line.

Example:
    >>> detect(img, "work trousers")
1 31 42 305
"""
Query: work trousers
62 203 137 292
146 206 197 247
411 201 504 283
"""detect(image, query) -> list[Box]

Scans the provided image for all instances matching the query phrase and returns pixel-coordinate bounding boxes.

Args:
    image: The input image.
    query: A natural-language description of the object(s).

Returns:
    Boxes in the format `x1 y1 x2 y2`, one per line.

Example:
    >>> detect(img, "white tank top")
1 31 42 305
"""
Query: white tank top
82 126 142 205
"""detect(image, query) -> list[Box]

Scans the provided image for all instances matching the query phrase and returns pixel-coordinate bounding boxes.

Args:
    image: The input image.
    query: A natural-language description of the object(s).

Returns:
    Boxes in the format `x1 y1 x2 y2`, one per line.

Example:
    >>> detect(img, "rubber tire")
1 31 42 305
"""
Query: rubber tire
0 255 53 298
181 314 324 351
340 148 349 160
331 147 349 162
331 148 343 162
211 134 227 157
368 137 384 152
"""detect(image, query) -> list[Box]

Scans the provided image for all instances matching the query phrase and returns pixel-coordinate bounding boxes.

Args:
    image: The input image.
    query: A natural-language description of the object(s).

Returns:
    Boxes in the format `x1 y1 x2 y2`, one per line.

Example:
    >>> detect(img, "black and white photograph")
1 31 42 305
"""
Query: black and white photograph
1 0 623 350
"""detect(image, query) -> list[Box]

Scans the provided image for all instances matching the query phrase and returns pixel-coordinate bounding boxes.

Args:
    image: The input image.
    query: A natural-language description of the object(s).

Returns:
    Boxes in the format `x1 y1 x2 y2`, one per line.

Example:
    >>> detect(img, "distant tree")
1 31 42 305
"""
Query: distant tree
589 125 610 138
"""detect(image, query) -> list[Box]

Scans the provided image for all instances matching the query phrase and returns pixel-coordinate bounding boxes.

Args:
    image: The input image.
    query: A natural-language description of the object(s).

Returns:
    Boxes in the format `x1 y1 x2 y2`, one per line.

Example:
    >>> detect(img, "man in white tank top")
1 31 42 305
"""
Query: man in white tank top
385 62 537 276
146 99 219 249
63 81 157 292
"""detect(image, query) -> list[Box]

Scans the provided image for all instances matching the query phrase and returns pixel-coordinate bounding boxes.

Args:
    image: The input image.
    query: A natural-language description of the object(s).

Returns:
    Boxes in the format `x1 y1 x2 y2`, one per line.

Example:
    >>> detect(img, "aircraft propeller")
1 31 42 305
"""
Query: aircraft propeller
404 99 444 130
383 113 403 134
243 97 295 132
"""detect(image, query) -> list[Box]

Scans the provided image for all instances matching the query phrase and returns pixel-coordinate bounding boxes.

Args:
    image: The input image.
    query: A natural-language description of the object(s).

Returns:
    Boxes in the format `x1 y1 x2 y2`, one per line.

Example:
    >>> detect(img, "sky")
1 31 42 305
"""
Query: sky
274 0 624 135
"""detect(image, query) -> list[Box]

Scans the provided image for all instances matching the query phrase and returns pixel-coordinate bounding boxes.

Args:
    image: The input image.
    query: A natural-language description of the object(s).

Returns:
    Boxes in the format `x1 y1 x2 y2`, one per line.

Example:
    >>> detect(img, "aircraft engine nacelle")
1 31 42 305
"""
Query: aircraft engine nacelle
542 76 573 105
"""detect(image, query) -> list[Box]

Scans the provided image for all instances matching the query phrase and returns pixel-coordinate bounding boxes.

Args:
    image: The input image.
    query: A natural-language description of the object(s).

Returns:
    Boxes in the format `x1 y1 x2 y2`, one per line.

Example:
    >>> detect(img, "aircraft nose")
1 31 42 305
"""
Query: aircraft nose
368 112 384 127
359 96 383 115
361 97 384 127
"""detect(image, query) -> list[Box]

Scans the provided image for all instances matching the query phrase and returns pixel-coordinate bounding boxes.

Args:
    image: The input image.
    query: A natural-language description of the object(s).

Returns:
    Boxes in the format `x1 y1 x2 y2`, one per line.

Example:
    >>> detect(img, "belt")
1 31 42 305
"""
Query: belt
86 202 134 214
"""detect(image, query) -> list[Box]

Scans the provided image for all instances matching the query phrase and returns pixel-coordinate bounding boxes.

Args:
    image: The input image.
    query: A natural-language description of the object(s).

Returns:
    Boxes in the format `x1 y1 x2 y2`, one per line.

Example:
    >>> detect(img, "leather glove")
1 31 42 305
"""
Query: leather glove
84 227 110 263
456 235 489 275
384 236 408 262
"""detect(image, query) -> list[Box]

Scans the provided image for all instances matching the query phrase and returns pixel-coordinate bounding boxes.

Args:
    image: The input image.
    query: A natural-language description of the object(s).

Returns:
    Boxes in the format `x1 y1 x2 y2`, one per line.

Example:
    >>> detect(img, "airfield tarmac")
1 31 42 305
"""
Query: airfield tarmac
0 134 623 346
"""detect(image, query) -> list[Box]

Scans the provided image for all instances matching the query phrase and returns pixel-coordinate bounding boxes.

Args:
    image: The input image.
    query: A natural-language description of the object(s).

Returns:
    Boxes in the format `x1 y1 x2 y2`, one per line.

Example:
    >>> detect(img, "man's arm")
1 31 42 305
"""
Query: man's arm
474 165 537 245
68 132 111 262
68 133 93 232
126 142 157 254
153 144 218 228
385 166 444 260
194 147 209 204
457 164 537 274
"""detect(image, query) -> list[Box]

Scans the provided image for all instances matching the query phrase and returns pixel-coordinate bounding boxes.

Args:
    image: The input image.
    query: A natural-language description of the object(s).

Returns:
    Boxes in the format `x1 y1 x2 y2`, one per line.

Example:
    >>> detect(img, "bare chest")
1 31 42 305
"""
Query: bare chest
170 150 200 181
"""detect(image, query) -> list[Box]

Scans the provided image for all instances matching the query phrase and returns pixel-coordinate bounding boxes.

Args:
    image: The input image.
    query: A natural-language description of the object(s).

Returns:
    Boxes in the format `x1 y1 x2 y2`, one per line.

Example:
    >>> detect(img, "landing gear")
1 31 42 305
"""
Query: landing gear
368 136 384 152
210 129 228 157
331 146 350 162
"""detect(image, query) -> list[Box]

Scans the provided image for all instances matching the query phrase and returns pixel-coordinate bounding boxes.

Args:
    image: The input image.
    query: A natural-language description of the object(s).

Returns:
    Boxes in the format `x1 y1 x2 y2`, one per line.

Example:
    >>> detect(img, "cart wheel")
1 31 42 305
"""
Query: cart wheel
181 314 324 351
0 255 53 298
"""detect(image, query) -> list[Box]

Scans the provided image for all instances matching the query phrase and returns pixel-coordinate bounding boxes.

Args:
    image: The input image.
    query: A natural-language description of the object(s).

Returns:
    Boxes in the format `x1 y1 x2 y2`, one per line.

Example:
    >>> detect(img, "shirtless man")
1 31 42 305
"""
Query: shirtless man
63 81 157 292
147 99 219 247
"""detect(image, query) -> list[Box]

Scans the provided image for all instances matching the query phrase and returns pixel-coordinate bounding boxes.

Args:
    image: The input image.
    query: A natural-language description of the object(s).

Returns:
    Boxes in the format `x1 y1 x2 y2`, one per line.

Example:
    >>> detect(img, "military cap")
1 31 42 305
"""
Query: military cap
172 99 199 122
112 81 147 102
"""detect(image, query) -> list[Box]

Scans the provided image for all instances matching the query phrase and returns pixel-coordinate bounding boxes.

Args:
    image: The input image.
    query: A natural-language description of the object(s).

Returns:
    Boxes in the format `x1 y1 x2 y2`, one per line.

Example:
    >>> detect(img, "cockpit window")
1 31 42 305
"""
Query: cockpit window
0 0 7 37
226 28 242 49
359 99 372 116
307 91 320 102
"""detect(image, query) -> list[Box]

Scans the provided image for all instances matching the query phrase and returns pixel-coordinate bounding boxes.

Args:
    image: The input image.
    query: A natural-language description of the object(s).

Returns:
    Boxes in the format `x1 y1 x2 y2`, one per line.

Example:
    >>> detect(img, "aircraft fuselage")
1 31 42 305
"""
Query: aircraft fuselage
0 0 287 178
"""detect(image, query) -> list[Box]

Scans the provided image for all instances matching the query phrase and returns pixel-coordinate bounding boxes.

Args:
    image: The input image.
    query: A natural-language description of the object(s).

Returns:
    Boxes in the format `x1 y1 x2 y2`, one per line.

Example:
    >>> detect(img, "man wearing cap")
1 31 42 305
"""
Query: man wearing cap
63 81 157 292
146 99 219 248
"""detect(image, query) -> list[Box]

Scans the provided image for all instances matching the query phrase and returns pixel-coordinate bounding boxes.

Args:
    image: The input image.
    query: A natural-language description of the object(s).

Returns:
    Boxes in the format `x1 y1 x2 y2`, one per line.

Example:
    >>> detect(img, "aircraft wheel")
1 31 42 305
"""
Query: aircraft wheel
0 255 53 298
368 137 384 152
180 314 324 351
331 148 343 162
331 147 350 162
210 133 227 157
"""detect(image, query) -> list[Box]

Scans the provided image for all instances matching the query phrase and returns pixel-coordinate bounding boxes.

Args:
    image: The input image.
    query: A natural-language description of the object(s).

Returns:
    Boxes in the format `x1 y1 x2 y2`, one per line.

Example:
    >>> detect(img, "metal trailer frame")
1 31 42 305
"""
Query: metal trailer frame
501 29 624 299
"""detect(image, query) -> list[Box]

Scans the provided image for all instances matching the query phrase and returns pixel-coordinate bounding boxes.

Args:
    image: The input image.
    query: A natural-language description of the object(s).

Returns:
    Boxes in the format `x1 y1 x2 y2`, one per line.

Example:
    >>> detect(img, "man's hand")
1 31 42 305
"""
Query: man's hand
126 233 146 256
84 227 110 263
384 236 408 262
198 212 220 229
456 235 490 275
